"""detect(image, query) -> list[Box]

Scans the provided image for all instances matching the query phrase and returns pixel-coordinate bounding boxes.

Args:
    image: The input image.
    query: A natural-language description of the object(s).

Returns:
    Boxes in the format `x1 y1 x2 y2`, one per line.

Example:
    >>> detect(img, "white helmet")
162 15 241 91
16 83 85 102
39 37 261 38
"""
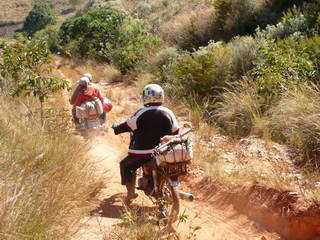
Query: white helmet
142 84 164 106
78 76 90 88
83 73 93 82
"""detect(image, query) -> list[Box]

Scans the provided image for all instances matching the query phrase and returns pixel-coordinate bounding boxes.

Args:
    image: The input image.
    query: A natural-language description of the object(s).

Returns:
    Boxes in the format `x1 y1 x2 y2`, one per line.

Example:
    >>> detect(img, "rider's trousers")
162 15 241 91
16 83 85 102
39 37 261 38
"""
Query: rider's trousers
120 155 151 185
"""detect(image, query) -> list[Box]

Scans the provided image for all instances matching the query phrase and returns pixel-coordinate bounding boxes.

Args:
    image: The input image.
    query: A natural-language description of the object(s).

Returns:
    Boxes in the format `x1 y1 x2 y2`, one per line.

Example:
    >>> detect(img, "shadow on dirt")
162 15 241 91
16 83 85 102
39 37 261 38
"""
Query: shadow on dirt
90 193 157 219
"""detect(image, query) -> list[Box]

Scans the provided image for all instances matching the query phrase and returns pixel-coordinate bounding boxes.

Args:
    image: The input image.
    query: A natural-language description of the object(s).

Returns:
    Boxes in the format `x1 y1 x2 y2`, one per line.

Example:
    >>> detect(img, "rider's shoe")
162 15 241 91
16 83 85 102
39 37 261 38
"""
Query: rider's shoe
124 193 138 205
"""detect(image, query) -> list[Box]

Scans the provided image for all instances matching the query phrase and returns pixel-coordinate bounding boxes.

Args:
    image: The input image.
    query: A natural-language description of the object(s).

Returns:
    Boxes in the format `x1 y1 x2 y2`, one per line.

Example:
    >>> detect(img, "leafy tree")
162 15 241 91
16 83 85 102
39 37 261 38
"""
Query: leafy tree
0 37 68 120
21 1 57 36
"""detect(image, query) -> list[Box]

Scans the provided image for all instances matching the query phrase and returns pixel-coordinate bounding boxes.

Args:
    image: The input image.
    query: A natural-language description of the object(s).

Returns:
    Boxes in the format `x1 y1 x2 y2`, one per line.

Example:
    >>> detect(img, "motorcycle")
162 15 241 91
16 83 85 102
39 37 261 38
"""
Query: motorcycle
74 98 106 135
135 129 194 225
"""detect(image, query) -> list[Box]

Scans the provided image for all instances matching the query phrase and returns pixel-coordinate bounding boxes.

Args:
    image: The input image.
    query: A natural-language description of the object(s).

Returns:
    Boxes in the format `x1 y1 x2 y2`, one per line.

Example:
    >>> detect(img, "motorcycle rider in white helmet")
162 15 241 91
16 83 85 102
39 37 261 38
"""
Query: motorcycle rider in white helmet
112 84 180 204
70 73 94 106
70 73 112 125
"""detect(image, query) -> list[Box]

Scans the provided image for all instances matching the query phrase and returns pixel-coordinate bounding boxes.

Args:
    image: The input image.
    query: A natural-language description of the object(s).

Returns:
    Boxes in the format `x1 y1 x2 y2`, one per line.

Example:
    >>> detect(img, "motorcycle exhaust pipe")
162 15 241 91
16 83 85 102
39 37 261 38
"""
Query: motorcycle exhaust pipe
179 192 194 201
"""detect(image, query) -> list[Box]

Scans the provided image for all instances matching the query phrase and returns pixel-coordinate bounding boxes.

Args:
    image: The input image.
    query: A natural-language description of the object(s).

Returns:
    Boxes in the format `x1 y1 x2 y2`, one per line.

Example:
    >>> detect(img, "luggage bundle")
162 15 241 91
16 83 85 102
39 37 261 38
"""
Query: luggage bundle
153 130 193 177
75 97 103 119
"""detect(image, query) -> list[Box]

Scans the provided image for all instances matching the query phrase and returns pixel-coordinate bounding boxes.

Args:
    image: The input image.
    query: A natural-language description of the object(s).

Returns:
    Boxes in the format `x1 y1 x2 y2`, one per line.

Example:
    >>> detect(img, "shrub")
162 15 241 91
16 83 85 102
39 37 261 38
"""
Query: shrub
154 47 179 69
0 96 100 239
269 84 320 165
60 7 160 73
158 37 258 103
0 37 68 118
154 47 179 82
208 0 306 43
20 1 57 36
255 8 309 40
229 36 258 79
251 37 317 106
34 25 60 53
305 0 320 32
299 36 320 76
167 41 232 99
214 79 262 137
59 7 125 59
108 17 160 73
212 0 258 40
134 2 153 18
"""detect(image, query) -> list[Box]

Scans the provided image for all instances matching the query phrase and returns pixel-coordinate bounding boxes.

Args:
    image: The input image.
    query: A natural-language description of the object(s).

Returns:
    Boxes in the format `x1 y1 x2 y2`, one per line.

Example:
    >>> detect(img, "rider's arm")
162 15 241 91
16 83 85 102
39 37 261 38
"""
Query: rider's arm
170 110 180 135
74 93 84 107
96 88 105 102
112 122 131 135
112 108 142 135
70 83 82 105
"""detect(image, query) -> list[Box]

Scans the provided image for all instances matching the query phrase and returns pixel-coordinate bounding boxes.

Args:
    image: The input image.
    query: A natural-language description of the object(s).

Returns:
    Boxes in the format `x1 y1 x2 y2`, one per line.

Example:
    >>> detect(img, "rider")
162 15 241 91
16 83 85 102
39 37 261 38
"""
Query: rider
70 73 93 106
71 74 112 124
112 84 179 203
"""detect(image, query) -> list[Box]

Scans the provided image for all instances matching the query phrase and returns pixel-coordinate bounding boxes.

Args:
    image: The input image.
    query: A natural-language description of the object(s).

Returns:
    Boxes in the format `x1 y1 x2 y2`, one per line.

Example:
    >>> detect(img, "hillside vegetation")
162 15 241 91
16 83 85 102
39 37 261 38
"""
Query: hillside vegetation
1 0 320 239
0 0 90 36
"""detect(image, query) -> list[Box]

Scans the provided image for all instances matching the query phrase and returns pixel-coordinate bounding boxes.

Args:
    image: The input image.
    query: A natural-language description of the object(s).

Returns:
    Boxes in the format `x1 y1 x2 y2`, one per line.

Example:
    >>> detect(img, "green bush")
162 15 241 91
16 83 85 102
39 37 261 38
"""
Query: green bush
299 36 320 75
305 0 320 32
251 37 317 107
166 41 232 99
208 0 306 43
229 36 258 79
158 36 259 102
60 7 125 59
109 17 160 73
0 37 68 118
20 2 57 36
34 25 60 53
60 7 160 73
255 8 309 40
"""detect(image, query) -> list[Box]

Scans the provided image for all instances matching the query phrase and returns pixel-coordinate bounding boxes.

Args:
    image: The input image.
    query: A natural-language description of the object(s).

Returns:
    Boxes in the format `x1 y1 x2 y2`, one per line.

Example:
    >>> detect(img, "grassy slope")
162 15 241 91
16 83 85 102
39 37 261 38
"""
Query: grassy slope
0 0 90 36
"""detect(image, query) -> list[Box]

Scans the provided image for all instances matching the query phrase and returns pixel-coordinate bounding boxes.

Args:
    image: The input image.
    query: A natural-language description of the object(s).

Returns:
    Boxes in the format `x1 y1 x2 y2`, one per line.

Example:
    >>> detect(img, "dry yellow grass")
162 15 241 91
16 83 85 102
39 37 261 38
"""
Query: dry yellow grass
0 95 102 240
0 0 81 23
0 0 32 23
0 0 90 36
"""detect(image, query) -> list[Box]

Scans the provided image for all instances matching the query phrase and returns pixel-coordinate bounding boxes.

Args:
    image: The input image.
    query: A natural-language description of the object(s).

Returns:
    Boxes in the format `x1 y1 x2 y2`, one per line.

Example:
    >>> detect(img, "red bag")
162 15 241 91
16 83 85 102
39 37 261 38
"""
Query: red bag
102 98 113 112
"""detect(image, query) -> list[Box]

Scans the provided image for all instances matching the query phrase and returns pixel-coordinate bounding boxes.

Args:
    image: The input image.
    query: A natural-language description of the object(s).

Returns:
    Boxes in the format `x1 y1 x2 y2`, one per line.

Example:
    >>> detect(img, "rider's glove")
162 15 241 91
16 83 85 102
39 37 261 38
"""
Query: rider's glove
111 123 120 135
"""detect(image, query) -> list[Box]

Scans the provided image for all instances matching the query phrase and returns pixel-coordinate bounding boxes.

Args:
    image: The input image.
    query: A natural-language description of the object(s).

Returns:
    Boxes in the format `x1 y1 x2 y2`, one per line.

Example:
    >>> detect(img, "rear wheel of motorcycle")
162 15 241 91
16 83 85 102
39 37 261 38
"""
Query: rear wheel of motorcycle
158 181 180 226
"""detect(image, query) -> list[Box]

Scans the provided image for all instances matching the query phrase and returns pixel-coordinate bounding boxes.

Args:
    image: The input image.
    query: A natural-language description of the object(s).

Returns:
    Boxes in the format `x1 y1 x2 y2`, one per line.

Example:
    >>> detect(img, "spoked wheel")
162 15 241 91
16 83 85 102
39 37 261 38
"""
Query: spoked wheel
157 179 180 226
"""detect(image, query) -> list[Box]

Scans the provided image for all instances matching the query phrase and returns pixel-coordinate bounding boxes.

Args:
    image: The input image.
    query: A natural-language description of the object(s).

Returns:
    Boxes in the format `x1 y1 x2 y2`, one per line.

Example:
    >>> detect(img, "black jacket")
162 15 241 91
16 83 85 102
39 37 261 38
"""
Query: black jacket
113 105 179 154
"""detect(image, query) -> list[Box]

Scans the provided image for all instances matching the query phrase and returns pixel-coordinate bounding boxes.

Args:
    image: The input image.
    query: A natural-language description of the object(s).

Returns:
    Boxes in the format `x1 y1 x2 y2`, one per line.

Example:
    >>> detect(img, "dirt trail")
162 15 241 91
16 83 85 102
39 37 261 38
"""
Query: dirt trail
55 58 280 240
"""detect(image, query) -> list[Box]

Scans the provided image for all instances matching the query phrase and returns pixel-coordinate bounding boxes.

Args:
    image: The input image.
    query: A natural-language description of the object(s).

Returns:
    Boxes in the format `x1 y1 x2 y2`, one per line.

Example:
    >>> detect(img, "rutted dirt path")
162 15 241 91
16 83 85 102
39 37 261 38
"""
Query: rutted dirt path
55 58 280 240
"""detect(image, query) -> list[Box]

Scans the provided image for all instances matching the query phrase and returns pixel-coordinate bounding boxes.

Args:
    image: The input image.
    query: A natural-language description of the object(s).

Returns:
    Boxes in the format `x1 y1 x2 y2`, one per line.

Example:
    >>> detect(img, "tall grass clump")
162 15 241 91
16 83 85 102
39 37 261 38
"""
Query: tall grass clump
214 79 262 137
0 96 100 240
270 84 320 165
